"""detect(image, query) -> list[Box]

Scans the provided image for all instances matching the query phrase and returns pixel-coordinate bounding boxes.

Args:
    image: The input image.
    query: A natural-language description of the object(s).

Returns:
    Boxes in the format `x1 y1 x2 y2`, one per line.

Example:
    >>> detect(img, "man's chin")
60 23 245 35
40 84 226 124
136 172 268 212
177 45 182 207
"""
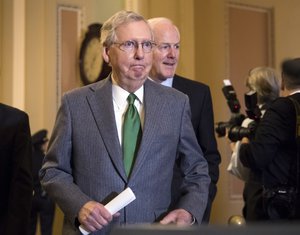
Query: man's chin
132 72 148 81
163 72 175 78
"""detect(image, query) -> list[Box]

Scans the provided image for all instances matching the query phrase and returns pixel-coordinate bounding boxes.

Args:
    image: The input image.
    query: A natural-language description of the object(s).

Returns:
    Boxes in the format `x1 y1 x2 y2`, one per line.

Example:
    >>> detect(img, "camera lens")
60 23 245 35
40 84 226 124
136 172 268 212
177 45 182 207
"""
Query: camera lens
228 126 251 142
215 122 229 137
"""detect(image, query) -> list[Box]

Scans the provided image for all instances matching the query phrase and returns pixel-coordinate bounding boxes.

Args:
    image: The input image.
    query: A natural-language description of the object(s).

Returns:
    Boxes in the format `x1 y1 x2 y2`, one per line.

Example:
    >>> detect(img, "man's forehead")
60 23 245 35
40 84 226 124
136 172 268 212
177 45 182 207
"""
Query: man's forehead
115 21 152 40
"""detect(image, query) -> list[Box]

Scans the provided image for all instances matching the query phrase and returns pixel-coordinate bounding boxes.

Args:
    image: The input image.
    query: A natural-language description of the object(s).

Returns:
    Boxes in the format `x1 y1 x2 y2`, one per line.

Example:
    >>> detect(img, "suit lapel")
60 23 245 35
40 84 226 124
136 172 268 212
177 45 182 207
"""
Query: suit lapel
86 78 127 181
172 75 180 89
172 74 185 92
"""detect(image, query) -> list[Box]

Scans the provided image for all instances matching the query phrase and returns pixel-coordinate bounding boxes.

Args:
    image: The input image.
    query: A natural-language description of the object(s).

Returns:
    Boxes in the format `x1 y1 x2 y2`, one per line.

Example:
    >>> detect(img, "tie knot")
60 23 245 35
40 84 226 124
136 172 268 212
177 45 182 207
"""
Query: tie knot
127 93 137 105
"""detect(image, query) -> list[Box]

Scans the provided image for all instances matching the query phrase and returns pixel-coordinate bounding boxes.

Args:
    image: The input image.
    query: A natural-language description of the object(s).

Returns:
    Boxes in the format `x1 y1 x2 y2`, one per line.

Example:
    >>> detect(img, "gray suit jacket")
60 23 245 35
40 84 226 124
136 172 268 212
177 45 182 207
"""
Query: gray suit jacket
40 77 210 235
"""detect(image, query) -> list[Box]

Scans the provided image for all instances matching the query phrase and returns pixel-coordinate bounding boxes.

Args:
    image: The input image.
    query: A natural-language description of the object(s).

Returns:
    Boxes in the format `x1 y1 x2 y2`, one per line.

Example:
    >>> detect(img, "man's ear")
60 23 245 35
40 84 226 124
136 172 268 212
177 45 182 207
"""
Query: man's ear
102 47 110 63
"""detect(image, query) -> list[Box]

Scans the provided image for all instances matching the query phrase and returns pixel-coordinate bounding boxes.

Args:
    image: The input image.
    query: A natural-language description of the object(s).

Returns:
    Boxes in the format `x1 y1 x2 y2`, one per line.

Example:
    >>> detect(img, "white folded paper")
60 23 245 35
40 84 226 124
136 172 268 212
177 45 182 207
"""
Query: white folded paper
79 187 136 235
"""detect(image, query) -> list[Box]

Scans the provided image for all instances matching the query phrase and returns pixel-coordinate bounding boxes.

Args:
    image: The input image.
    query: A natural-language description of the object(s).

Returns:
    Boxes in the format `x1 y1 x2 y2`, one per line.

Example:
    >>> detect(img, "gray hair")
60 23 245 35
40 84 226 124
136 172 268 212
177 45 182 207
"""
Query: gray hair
148 17 174 27
246 67 280 104
101 10 150 47
147 17 180 39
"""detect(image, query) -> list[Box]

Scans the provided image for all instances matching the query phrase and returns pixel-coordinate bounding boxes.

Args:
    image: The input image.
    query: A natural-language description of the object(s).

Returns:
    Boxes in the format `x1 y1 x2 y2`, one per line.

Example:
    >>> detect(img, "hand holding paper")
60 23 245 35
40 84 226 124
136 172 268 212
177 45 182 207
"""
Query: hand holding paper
79 187 136 235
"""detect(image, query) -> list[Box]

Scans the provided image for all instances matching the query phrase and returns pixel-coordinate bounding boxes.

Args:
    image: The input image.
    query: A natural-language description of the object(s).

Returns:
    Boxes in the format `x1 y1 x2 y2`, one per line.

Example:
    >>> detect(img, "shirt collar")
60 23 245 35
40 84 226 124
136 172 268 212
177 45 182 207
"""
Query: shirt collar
148 77 174 87
160 77 174 87
112 79 144 108
290 90 300 95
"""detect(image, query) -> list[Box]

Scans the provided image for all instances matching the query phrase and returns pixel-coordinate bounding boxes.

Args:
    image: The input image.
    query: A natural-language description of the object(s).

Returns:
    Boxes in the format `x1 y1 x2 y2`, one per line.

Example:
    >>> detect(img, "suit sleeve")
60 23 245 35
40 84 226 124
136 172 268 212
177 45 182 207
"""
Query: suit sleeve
6 112 33 235
176 96 211 223
40 95 91 226
193 86 220 223
196 87 221 185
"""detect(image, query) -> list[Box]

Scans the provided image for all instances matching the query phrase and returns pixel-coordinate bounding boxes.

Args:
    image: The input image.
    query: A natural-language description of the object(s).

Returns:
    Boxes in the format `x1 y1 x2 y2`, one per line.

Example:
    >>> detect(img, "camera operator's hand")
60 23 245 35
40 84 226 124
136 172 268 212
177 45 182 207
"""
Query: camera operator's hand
241 137 249 144
225 126 233 139
230 142 236 152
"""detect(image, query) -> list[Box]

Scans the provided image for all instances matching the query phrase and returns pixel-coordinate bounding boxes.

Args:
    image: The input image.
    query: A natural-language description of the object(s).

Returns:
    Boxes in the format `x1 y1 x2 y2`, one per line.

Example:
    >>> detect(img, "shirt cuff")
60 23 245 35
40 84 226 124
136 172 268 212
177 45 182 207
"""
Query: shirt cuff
190 216 196 225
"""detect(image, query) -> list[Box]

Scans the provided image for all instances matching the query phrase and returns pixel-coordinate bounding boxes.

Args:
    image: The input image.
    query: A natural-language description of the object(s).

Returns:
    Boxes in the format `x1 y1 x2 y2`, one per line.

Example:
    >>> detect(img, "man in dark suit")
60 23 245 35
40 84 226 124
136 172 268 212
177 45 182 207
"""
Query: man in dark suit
240 58 300 220
148 17 221 223
0 103 33 235
30 129 55 235
40 10 210 235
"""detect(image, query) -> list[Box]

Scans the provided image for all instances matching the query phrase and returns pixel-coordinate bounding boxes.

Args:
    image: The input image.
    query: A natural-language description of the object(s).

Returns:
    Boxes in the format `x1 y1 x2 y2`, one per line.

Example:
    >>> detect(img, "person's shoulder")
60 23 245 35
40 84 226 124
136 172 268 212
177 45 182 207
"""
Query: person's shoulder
150 78 184 92
0 104 29 129
174 74 209 89
146 78 188 99
271 96 294 108
0 103 29 119
64 78 107 97
173 75 210 97
277 93 300 111
267 96 297 119
289 93 300 103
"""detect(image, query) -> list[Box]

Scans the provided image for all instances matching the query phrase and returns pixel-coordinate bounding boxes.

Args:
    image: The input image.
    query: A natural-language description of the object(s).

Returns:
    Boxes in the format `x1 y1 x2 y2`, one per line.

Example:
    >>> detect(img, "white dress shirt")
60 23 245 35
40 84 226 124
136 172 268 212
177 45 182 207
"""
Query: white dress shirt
111 79 144 146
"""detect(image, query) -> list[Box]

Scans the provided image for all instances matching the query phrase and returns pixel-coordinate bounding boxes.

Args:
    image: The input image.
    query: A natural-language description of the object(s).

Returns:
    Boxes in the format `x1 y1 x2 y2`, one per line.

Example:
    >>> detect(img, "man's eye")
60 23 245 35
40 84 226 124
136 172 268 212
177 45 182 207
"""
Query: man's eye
143 41 152 48
174 44 180 49
161 45 170 50
123 41 135 47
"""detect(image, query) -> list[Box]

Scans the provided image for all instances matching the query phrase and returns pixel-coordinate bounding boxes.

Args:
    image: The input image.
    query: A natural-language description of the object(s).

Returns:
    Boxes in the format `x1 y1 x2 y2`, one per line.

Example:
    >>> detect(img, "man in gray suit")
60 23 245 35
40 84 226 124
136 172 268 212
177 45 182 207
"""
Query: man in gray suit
40 10 210 235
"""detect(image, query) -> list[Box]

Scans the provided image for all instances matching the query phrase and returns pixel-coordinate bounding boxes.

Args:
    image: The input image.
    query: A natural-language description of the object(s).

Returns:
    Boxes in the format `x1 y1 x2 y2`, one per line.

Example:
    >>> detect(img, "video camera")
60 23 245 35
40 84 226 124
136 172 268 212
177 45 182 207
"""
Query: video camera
215 80 262 142
215 80 245 138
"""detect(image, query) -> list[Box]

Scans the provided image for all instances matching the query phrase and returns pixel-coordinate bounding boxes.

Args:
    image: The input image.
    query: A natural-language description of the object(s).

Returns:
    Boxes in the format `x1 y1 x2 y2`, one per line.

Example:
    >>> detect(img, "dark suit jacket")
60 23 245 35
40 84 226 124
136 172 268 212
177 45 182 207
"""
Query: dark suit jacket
0 103 33 235
240 93 300 188
172 74 221 222
40 78 210 235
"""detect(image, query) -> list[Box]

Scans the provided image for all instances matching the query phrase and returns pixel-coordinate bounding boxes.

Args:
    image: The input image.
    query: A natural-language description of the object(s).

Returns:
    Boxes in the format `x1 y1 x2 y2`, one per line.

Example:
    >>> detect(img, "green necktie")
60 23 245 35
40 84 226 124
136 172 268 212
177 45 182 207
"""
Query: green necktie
122 93 142 177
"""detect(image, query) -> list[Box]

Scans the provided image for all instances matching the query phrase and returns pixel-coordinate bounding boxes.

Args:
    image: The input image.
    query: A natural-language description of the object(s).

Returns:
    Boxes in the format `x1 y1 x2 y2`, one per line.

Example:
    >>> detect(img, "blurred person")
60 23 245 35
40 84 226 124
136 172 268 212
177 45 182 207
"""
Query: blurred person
30 129 55 235
228 67 280 222
240 58 300 220
0 103 33 235
40 10 210 235
148 17 221 223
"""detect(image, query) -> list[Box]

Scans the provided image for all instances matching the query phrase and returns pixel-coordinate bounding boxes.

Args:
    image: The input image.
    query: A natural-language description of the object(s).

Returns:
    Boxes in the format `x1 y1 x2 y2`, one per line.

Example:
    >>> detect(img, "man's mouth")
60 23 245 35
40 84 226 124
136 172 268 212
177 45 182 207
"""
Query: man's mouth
131 64 145 71
163 61 176 66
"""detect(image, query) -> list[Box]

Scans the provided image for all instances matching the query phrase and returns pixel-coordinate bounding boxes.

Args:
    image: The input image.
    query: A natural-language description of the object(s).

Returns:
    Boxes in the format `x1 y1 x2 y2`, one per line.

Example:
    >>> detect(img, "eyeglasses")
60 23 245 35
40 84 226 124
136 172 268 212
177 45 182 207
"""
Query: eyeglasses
113 40 156 53
157 43 180 53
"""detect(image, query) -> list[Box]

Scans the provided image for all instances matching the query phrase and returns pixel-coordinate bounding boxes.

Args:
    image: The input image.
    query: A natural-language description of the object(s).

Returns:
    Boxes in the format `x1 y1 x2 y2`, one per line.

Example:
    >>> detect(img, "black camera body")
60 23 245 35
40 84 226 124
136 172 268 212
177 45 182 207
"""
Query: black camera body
215 81 261 142
215 80 245 138
215 114 245 138
227 90 262 142
263 186 297 219
228 120 257 142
